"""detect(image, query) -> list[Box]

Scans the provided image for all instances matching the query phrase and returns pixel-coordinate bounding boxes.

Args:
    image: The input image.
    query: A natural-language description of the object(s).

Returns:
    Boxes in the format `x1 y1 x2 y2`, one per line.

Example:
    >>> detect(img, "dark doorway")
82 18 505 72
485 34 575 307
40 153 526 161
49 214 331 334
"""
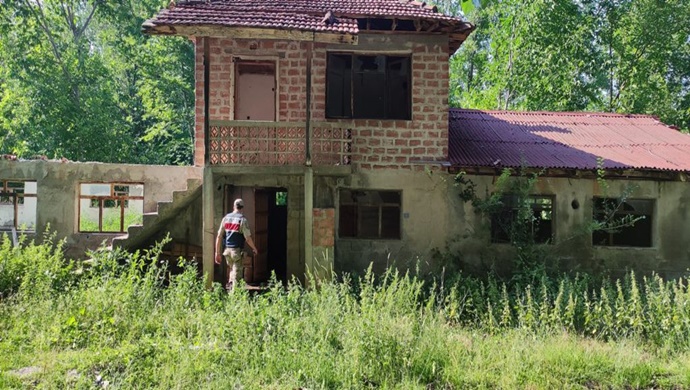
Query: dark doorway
217 186 287 286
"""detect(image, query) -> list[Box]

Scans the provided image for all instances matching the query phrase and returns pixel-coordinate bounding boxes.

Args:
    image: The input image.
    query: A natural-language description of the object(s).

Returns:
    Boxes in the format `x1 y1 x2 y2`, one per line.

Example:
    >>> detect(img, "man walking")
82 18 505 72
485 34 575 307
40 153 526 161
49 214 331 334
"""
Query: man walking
214 198 259 290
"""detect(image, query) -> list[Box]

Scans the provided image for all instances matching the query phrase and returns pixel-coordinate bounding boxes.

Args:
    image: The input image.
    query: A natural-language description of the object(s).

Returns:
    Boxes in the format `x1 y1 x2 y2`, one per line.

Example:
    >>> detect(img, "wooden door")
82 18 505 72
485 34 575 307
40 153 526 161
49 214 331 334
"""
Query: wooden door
245 189 269 283
234 60 276 121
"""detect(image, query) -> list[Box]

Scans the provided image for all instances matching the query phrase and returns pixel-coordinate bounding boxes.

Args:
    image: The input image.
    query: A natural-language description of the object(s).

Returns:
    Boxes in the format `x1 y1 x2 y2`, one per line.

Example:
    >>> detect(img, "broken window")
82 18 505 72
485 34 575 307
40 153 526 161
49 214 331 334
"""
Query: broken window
326 53 411 120
592 198 653 247
339 190 401 239
491 195 553 244
0 180 37 232
79 183 144 233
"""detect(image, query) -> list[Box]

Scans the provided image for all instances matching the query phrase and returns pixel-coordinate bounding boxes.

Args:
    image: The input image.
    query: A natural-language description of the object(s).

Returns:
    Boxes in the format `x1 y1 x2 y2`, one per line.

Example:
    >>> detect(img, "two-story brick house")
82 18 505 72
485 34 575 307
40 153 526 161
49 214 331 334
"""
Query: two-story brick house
3 0 690 282
143 0 476 284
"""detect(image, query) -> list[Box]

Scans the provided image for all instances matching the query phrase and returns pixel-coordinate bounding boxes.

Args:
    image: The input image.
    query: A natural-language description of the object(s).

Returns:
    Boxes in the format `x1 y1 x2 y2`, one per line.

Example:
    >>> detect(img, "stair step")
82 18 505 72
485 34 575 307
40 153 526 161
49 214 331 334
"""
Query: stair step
111 178 202 251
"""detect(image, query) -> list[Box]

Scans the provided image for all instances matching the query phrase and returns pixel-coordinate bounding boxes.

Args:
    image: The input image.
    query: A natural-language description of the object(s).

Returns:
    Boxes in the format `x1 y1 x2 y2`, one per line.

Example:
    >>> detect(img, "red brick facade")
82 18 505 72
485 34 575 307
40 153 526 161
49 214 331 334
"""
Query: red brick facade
194 35 450 169
313 208 335 248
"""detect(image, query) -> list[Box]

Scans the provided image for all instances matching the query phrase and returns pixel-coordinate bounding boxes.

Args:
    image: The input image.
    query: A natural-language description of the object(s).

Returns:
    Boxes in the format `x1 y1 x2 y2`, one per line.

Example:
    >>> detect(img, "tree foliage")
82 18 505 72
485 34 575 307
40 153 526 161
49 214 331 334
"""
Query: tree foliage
450 0 690 131
0 0 194 164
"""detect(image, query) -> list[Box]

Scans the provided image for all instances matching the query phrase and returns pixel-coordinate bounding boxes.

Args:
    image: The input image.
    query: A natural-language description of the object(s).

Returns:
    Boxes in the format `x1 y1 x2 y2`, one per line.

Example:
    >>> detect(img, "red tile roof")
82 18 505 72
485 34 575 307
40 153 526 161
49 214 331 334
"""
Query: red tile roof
449 109 690 172
144 0 473 49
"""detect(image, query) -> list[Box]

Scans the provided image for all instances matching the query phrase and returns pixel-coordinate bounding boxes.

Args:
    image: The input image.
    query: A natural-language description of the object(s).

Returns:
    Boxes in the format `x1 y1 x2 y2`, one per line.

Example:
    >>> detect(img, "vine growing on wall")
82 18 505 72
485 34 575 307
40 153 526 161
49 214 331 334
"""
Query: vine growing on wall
453 165 644 287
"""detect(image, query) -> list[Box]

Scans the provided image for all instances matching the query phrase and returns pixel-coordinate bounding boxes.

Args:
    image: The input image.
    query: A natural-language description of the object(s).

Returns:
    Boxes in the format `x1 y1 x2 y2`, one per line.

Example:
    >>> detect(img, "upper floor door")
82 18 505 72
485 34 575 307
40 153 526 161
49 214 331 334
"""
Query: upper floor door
234 59 276 121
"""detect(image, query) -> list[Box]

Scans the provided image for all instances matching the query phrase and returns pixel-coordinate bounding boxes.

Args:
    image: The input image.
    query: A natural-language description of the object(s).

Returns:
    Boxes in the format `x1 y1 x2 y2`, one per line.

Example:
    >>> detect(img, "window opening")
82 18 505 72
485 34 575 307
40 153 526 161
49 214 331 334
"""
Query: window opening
592 198 653 247
491 195 553 244
0 180 37 232
326 53 411 120
275 191 287 206
79 183 144 233
339 190 401 239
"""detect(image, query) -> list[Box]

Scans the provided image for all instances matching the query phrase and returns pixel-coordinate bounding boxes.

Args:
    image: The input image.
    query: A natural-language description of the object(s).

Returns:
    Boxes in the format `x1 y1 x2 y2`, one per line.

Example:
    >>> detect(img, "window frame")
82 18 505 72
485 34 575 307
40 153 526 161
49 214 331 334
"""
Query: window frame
338 189 402 240
326 52 412 120
78 182 144 233
490 194 555 244
592 197 654 248
0 179 37 232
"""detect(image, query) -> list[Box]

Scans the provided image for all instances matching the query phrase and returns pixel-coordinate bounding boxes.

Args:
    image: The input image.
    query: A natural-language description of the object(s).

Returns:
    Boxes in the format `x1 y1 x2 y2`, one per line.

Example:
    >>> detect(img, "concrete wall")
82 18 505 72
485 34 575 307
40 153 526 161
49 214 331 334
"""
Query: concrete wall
0 159 202 259
335 170 690 279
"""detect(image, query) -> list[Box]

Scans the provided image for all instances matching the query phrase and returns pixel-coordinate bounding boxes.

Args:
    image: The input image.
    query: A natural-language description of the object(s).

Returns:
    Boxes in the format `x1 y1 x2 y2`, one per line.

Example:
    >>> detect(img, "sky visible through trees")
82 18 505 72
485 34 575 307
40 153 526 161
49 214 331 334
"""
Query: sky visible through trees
0 0 688 164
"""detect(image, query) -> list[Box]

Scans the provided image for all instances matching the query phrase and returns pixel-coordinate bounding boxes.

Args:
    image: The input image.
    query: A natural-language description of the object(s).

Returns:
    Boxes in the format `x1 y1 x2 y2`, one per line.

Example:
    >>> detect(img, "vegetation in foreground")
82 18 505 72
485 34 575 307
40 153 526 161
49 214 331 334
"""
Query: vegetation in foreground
1 237 690 389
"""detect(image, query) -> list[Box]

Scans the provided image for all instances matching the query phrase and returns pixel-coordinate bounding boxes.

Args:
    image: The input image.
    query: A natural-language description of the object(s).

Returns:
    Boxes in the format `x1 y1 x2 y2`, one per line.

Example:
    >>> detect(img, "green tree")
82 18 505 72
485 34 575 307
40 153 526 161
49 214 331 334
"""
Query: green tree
451 0 690 131
0 0 194 164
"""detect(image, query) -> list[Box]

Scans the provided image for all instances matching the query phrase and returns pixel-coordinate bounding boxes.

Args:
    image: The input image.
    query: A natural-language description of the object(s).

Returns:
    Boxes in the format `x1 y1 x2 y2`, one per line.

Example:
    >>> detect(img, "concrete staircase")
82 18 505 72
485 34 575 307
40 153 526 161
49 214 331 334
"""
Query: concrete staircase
111 178 202 251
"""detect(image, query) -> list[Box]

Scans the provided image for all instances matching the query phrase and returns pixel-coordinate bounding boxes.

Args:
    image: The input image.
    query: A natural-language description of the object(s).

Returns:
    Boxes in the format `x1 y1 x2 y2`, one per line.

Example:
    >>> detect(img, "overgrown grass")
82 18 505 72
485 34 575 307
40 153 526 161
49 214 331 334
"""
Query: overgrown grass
1 238 690 388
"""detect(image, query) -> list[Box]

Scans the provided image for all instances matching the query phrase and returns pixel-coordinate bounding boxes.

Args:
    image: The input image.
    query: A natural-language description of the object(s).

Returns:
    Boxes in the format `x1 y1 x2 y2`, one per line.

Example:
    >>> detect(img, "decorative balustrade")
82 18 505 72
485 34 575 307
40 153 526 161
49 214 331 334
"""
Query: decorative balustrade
209 121 351 166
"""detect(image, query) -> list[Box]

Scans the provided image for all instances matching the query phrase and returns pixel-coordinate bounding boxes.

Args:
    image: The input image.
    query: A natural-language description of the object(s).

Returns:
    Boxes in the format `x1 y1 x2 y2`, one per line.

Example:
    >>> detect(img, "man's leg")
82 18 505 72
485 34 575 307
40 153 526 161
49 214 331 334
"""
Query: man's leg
225 248 243 290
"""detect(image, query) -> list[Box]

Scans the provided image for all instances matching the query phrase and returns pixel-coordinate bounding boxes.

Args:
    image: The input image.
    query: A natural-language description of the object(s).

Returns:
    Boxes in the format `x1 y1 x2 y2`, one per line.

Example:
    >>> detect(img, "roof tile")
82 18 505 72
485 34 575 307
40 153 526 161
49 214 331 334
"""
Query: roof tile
144 0 472 44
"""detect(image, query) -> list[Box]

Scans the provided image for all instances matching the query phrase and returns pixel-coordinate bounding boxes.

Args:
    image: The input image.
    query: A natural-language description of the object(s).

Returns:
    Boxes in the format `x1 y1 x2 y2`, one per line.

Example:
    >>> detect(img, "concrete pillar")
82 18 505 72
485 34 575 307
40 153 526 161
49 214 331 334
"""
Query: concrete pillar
202 167 215 288
304 166 314 283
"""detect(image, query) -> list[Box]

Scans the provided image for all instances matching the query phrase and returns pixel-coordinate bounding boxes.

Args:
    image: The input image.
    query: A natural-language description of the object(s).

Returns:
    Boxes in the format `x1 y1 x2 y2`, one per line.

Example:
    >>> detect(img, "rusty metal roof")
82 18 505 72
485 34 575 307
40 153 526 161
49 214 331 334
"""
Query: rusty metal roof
144 0 474 50
449 109 690 172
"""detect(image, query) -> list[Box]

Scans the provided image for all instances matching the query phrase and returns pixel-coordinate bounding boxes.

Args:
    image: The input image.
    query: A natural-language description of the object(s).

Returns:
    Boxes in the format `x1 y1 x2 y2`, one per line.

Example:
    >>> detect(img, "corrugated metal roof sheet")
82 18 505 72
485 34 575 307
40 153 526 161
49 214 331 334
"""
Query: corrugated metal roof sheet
449 109 690 172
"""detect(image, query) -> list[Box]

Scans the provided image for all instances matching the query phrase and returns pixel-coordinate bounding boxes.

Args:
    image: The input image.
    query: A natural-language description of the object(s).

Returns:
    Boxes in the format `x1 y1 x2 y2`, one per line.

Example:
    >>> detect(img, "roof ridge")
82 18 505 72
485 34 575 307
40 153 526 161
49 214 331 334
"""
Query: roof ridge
449 108 658 119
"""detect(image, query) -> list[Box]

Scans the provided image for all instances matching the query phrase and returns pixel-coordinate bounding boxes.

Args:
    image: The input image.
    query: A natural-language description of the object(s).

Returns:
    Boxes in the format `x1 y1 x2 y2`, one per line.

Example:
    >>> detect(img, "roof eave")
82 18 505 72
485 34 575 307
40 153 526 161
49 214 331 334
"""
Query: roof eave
142 22 358 45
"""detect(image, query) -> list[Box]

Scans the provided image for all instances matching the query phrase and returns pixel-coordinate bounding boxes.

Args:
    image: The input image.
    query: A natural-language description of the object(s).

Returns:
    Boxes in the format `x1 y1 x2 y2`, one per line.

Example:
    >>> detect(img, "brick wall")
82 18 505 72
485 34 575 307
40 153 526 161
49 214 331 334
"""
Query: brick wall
194 37 311 165
194 34 450 170
311 39 450 170
313 208 335 248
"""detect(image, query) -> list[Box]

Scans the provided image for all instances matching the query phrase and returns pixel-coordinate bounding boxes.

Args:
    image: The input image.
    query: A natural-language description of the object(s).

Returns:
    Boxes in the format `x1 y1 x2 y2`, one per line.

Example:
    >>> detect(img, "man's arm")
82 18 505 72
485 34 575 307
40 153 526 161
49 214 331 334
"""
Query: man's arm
240 218 258 255
244 235 258 256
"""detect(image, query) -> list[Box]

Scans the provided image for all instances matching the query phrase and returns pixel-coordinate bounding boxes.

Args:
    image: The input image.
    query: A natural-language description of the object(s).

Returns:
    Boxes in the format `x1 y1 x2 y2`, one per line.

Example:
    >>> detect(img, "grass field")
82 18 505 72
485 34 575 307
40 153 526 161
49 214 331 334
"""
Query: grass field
1 237 689 389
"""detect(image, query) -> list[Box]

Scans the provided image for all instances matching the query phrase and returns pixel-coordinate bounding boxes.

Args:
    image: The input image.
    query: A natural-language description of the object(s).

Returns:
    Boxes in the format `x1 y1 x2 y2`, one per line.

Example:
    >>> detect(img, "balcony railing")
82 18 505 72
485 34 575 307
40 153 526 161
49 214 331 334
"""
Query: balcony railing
209 121 351 166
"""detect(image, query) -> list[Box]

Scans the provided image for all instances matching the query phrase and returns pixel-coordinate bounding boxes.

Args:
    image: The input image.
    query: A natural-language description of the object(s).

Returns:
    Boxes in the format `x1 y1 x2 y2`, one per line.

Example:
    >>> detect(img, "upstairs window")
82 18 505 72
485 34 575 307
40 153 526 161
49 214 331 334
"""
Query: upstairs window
592 198 653 247
491 195 553 244
0 180 37 232
79 183 144 233
339 190 401 239
326 53 411 120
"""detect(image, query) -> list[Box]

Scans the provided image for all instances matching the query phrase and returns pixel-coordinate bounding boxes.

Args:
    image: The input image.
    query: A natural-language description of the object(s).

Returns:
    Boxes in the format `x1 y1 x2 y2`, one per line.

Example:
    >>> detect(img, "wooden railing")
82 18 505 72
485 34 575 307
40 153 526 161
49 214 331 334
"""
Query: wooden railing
208 121 351 166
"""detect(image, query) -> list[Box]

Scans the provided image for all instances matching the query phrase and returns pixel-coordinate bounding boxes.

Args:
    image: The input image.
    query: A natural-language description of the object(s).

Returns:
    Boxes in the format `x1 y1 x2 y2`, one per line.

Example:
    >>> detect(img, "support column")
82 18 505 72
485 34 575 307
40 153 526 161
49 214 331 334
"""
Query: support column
304 166 314 283
202 167 215 288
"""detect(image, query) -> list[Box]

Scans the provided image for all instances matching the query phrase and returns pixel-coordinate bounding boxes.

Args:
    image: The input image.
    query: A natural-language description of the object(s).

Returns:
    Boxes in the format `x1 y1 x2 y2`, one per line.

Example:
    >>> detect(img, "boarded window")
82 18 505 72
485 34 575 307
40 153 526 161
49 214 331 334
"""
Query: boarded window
326 54 410 120
0 180 37 232
234 60 276 121
491 195 553 244
592 198 653 247
339 190 401 239
79 183 144 233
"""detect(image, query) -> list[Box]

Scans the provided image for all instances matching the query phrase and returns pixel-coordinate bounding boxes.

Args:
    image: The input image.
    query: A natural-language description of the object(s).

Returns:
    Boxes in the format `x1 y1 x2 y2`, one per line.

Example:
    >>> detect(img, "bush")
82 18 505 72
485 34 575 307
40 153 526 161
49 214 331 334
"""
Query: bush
1 239 690 388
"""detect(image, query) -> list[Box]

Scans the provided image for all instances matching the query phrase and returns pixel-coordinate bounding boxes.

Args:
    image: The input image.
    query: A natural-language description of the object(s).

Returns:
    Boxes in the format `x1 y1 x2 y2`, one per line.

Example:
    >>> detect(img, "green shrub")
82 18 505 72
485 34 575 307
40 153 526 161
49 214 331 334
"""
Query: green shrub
1 239 690 388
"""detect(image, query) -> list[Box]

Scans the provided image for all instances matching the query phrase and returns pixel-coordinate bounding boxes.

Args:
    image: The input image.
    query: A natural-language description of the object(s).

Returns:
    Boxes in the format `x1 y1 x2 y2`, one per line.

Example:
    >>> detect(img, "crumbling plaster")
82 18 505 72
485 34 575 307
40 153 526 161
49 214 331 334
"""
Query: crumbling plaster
335 170 690 279
0 159 202 259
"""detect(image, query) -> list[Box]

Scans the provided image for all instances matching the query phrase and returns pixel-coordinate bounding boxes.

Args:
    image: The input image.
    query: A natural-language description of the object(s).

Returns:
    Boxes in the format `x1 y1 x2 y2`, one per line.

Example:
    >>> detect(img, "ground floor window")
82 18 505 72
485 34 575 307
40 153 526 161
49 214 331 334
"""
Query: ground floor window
592 198 653 247
491 195 553 244
339 190 401 239
79 183 144 233
0 180 37 232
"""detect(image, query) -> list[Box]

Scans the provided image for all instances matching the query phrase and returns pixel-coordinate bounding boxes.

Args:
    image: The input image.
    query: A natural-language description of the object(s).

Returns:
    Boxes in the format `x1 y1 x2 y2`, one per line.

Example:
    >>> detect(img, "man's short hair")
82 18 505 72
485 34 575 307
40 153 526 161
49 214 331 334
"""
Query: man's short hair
233 198 244 209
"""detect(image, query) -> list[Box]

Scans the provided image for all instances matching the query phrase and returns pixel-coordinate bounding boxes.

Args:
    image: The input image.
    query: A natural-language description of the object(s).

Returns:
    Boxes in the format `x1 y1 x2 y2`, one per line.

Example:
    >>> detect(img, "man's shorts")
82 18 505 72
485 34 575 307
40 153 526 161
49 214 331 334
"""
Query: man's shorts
223 247 244 264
